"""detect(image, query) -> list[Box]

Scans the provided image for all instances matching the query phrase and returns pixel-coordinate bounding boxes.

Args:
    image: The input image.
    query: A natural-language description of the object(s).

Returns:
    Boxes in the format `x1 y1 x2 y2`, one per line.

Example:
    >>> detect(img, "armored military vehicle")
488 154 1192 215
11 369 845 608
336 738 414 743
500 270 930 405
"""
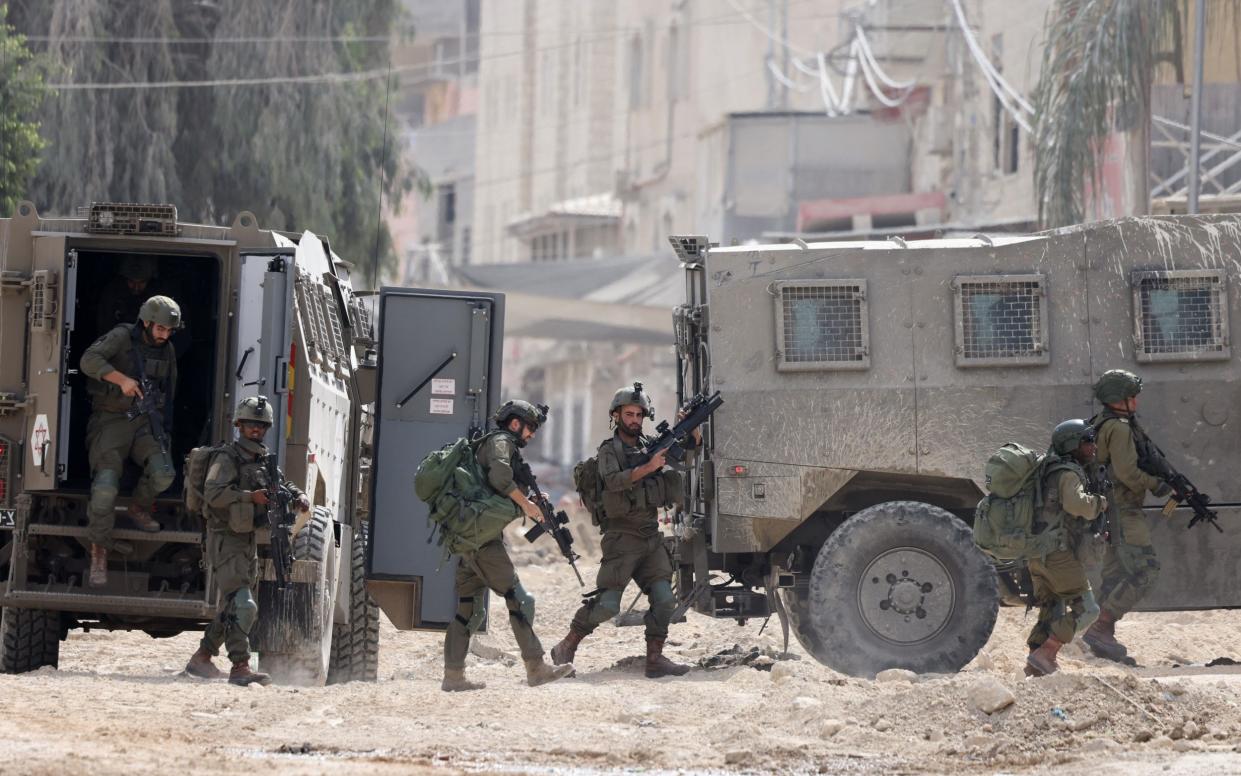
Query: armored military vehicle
0 201 385 683
667 215 1241 677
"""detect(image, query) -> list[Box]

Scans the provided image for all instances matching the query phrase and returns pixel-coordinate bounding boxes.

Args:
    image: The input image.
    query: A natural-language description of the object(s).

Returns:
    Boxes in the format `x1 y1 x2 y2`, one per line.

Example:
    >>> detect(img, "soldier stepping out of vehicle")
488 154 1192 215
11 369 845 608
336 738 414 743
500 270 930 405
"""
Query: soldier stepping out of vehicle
1024 420 1108 677
96 256 158 334
78 295 182 587
184 396 310 687
551 383 699 679
1082 370 1174 663
440 400 575 692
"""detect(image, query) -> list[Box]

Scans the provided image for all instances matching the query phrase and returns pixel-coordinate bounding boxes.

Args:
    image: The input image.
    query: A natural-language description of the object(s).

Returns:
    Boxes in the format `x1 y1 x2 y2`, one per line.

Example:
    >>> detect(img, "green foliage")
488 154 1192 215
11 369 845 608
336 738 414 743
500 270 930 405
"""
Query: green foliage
0 3 47 216
8 0 412 284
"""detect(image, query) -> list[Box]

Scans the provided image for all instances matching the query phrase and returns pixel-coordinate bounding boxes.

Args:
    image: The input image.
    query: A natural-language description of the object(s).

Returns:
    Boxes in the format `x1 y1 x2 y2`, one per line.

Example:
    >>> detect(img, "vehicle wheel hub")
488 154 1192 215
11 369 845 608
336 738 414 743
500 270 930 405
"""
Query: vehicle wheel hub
858 547 955 645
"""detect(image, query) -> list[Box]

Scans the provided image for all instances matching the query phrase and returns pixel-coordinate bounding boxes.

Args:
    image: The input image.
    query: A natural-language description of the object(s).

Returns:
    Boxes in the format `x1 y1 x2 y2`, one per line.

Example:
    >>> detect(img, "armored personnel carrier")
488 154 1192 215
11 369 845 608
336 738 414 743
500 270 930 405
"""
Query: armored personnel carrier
667 215 1241 676
0 201 383 683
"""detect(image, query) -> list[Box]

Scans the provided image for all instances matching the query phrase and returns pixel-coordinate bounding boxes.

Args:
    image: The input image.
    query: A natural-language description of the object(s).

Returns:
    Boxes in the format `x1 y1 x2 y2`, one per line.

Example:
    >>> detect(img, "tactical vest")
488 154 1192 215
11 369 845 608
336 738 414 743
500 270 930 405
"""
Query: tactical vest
1090 409 1146 507
204 441 266 534
599 434 678 536
1036 462 1090 542
86 325 175 413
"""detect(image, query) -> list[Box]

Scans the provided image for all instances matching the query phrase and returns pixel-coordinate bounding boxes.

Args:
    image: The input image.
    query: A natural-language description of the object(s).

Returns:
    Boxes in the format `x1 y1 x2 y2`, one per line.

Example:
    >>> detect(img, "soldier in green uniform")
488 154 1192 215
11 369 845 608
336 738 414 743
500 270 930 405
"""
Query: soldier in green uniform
441 399 575 692
78 295 182 587
1083 369 1172 662
95 256 157 333
550 383 699 679
1025 419 1108 677
184 396 309 686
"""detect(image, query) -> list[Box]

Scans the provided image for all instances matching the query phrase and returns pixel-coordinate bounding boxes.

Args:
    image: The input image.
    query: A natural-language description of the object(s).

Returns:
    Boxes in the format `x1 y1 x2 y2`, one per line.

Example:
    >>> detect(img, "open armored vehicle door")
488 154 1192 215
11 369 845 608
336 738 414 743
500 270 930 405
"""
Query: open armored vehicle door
366 288 504 630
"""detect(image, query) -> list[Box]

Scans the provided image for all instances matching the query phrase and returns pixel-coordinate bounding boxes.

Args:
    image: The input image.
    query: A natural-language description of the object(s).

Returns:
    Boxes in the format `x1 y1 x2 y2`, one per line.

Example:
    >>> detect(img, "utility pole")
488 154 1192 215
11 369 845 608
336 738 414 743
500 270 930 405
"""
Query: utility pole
1187 0 1206 214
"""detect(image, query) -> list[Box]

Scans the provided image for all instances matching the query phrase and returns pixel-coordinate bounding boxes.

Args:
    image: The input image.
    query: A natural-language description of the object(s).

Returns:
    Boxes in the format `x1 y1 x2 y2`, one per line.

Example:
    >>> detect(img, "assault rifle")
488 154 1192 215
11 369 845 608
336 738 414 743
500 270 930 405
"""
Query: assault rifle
639 391 724 469
125 328 170 457
1131 417 1223 533
514 459 585 586
1085 463 1114 542
258 453 297 589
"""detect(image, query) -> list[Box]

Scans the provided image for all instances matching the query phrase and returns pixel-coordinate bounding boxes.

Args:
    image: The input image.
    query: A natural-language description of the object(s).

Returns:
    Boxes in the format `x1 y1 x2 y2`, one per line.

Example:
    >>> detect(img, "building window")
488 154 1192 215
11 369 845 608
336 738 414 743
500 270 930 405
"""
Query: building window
990 33 1019 175
774 280 870 371
1132 269 1230 362
439 184 456 228
952 274 1049 367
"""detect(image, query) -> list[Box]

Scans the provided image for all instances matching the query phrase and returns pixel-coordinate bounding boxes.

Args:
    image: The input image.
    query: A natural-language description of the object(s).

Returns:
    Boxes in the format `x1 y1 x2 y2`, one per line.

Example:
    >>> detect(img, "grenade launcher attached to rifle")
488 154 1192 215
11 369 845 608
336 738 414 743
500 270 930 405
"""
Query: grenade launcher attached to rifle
639 391 724 469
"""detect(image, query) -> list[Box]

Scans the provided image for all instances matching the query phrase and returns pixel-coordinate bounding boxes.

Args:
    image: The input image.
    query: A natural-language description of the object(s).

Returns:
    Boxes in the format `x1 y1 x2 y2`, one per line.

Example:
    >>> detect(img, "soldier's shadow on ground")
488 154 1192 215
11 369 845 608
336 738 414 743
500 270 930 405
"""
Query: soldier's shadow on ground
569 664 762 686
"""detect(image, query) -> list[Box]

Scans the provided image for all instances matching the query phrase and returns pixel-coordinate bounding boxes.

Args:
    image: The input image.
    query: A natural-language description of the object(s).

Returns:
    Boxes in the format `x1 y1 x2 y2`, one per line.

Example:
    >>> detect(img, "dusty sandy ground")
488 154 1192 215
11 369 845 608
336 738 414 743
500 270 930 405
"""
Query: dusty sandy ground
5 530 1241 776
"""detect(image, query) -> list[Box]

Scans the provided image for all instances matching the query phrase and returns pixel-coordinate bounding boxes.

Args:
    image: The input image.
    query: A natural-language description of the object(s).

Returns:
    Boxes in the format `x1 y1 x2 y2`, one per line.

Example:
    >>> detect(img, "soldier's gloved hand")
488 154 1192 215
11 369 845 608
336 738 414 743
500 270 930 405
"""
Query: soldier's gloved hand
249 489 270 506
295 495 311 513
1152 481 1173 499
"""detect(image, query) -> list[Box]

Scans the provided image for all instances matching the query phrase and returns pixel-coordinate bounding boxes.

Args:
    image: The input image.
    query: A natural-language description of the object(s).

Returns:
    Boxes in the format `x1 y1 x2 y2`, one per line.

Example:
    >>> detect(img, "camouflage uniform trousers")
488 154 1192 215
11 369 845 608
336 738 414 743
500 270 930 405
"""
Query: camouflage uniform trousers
200 528 260 665
444 540 544 670
85 410 175 548
1026 547 1094 649
570 531 676 640
1098 507 1160 618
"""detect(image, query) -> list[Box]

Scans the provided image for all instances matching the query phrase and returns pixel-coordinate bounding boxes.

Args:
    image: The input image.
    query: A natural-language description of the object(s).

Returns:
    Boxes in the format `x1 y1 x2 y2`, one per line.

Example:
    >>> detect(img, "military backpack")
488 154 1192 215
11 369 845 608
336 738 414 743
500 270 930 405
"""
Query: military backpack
972 443 1074 562
573 436 626 530
414 433 520 556
183 444 237 516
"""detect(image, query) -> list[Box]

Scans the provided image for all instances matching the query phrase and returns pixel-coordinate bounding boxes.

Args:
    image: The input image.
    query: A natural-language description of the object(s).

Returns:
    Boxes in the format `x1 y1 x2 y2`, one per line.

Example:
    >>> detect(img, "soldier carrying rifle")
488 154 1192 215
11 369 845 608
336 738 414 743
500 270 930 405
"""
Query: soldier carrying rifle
78 295 182 587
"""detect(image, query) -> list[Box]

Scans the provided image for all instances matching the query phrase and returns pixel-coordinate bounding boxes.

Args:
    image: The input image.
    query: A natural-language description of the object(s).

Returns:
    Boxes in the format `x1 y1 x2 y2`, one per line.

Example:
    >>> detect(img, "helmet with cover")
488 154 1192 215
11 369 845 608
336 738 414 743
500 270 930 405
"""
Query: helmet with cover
138 295 183 329
235 395 274 426
609 381 654 419
493 399 548 429
1093 369 1142 404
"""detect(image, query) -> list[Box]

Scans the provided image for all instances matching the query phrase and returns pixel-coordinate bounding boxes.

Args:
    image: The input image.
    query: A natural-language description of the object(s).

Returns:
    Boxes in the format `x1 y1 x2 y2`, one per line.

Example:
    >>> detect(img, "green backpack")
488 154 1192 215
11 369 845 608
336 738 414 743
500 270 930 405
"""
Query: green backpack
415 434 520 556
573 437 619 529
972 443 1071 562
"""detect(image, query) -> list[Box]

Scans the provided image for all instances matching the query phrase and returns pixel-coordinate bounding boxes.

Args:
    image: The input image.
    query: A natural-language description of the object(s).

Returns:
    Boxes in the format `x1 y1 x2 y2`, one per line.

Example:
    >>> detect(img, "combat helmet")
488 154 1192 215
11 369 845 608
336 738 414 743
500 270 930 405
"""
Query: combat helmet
119 256 156 282
235 395 274 426
138 295 183 329
1093 369 1142 404
493 399 548 429
609 381 654 419
1050 419 1095 456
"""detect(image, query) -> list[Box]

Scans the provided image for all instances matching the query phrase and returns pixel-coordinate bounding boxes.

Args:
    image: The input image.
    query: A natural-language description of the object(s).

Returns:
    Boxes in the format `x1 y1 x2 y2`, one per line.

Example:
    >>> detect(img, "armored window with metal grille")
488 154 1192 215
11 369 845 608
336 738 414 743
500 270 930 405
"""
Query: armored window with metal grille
1132 269 1230 362
953 274 1049 367
774 280 870 371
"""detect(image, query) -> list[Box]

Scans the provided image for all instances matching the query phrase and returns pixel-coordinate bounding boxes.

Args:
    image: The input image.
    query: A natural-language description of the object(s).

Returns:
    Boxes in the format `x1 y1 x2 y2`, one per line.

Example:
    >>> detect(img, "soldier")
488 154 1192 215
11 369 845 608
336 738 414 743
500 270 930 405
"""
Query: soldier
78 295 181 587
184 396 310 686
441 399 575 692
96 256 157 333
551 383 699 679
1082 369 1171 663
1025 419 1108 677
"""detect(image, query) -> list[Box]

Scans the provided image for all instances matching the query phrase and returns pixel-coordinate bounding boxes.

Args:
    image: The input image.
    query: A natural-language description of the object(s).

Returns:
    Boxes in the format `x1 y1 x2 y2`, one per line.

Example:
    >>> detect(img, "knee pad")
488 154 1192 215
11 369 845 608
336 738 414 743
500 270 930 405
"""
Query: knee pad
89 469 121 513
1073 588 1100 635
593 589 623 619
230 588 259 633
144 452 176 492
504 583 535 625
647 580 676 620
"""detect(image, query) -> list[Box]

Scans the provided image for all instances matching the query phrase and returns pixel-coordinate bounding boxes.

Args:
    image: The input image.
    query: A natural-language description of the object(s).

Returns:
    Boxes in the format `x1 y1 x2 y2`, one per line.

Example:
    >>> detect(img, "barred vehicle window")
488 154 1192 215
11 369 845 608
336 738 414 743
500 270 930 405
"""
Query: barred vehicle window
953 275 1049 367
774 280 869 371
1132 269 1229 362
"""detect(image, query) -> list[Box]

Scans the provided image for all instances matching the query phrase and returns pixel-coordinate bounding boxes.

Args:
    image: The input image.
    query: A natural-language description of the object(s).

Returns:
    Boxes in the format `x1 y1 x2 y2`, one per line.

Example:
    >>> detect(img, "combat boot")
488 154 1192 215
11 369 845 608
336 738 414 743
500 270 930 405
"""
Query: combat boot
550 627 587 665
127 505 161 533
1025 635 1064 677
645 637 692 678
88 544 108 587
441 667 486 692
185 648 226 679
228 660 271 687
1082 610 1129 662
524 657 574 687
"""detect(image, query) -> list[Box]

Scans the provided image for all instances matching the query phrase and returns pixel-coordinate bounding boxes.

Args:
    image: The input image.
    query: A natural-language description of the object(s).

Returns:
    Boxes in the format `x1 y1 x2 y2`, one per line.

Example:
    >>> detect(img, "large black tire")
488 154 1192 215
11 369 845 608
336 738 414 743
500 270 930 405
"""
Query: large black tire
801 501 998 677
259 508 337 686
1 608 62 674
327 522 379 684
